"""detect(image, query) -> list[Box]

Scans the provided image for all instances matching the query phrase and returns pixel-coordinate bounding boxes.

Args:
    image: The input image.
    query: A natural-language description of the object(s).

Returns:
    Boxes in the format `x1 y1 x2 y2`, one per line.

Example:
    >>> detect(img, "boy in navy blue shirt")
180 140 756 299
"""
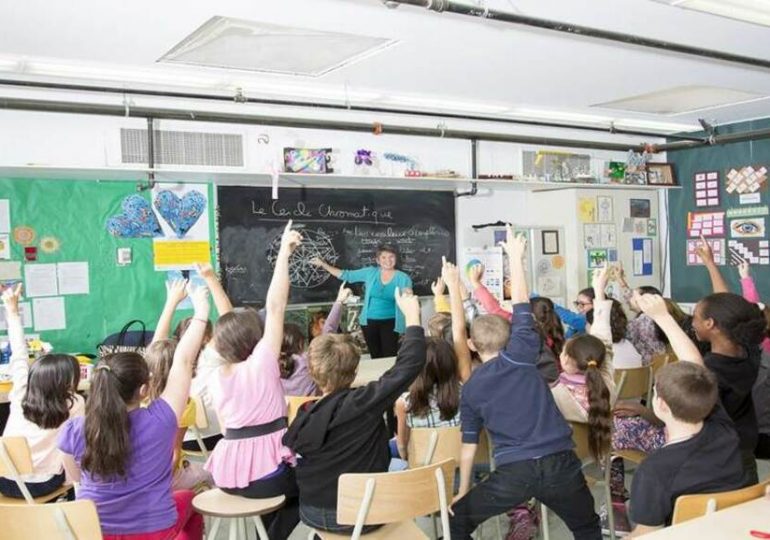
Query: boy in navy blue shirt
450 227 601 540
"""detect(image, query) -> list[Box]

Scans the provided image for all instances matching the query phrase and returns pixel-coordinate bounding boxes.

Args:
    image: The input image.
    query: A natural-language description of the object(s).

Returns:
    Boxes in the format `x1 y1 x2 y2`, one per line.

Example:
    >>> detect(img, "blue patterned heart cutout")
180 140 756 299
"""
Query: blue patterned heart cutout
154 190 206 238
106 195 163 238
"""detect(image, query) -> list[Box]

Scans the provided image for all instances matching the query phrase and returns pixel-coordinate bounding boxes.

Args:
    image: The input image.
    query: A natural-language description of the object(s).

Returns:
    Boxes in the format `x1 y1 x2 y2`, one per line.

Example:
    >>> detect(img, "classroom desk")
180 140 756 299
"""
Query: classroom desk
640 496 770 539
352 356 396 387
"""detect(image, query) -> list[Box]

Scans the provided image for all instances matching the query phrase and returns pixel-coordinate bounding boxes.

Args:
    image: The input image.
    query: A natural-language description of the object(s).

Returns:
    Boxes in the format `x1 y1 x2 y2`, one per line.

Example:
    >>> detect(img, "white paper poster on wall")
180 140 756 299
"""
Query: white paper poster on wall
0 200 9 233
0 301 33 330
24 263 58 297
57 262 90 295
461 247 504 303
32 297 66 331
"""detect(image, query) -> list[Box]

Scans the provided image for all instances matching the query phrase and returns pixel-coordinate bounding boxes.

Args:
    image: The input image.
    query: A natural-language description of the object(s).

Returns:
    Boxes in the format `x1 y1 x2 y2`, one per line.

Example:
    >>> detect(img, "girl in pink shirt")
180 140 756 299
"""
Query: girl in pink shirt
738 261 770 354
205 221 303 540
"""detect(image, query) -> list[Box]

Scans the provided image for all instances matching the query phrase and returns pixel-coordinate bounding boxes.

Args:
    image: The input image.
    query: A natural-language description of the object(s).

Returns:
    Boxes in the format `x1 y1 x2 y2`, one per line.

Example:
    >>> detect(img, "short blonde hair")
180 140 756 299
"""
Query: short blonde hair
470 315 510 356
308 334 361 392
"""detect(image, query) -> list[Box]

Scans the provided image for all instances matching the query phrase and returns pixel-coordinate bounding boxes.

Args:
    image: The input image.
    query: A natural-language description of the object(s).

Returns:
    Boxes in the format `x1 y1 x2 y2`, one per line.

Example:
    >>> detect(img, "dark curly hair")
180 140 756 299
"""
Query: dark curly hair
699 293 767 349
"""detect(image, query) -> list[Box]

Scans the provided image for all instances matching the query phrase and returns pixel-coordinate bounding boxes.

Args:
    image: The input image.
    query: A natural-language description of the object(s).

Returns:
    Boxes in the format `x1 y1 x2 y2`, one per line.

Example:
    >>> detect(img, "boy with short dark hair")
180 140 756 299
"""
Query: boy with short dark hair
625 293 746 538
450 227 601 540
282 288 425 536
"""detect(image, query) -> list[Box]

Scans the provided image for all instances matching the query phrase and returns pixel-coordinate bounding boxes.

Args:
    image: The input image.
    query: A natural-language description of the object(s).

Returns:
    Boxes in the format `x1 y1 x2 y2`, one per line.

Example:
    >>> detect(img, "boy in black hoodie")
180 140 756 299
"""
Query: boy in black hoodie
283 287 425 535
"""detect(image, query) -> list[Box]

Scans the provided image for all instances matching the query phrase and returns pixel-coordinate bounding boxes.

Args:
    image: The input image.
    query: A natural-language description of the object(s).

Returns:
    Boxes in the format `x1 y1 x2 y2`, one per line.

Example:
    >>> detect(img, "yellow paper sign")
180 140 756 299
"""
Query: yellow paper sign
153 240 210 269
577 197 597 223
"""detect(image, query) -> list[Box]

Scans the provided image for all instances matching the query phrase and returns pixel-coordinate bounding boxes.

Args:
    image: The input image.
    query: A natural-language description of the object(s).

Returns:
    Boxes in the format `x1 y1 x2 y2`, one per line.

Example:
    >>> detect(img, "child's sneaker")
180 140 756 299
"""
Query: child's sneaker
599 501 632 538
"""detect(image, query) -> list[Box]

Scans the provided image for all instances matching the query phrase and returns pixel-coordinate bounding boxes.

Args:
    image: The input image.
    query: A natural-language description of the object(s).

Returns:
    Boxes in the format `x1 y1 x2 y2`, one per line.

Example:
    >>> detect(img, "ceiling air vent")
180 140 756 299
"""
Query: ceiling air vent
158 16 397 77
120 128 244 167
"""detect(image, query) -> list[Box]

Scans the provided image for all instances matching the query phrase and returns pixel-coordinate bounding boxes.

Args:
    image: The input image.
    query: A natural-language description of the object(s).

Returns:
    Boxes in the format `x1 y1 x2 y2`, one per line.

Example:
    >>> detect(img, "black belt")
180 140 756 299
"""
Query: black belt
224 417 288 440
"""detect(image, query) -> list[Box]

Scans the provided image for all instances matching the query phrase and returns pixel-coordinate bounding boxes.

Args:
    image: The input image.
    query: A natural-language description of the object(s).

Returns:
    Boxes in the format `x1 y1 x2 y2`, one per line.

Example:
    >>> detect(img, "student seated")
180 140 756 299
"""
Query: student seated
0 284 84 499
449 227 600 540
627 293 747 537
58 285 210 540
282 287 425 536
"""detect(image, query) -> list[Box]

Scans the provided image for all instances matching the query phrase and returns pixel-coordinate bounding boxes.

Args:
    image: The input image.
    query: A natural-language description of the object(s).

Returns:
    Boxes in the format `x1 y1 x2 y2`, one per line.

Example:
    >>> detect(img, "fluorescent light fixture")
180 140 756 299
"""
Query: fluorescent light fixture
506 108 612 125
385 95 507 114
613 118 698 133
653 0 770 27
0 57 19 71
237 81 381 103
26 61 222 88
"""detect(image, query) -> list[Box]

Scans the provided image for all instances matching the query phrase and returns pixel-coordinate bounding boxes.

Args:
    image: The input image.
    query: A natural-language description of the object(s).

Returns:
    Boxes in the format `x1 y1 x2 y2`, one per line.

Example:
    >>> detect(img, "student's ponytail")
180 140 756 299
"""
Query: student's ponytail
82 352 148 479
563 335 611 461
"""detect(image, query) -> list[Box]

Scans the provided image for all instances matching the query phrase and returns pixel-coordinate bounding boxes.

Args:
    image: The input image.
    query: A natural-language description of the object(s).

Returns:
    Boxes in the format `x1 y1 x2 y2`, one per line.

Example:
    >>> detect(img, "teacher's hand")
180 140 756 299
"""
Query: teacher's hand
310 257 324 267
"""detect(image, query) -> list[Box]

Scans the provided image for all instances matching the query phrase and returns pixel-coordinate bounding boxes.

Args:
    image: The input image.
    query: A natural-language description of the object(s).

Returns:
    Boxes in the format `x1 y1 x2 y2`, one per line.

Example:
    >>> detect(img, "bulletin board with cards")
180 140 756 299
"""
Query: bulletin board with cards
668 118 770 302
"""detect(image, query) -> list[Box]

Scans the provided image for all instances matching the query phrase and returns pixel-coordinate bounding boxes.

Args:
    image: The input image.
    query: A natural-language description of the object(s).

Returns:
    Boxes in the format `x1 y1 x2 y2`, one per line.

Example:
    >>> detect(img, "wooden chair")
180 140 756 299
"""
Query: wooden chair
286 395 320 425
406 426 462 469
0 437 73 504
671 479 770 525
310 459 456 540
0 499 102 539
612 366 653 465
183 395 211 460
541 422 615 540
647 353 673 407
192 489 285 540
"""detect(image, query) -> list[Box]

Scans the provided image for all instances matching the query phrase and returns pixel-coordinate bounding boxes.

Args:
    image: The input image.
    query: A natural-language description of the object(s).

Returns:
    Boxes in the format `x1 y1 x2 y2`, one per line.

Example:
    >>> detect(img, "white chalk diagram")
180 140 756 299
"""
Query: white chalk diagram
267 228 339 288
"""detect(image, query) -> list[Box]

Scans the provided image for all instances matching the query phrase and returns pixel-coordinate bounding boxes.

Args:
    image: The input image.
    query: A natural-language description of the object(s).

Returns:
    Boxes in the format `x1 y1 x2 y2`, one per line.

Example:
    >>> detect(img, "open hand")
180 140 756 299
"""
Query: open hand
165 278 188 306
280 220 303 253
591 264 610 295
1 283 22 315
468 263 484 286
634 291 668 320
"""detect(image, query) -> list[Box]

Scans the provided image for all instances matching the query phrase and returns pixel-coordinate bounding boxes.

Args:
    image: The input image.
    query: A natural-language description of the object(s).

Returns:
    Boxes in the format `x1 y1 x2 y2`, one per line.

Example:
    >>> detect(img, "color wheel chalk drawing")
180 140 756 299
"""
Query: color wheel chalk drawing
267 228 339 289
694 171 720 207
687 238 725 266
687 211 725 238
729 217 765 238
107 195 163 238
728 239 770 266
725 165 767 194
154 189 206 238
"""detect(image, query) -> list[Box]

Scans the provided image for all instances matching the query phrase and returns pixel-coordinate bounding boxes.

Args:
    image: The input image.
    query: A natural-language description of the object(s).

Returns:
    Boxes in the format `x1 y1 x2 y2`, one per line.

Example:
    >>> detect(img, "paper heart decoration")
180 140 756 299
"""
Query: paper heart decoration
154 190 206 238
106 195 163 238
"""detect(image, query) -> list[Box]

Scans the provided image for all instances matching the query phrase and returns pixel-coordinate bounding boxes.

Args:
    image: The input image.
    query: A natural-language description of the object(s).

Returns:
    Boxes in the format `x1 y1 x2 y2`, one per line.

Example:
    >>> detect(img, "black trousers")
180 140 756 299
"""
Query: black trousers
756 433 770 460
450 450 601 540
222 466 300 540
361 318 399 359
0 471 73 500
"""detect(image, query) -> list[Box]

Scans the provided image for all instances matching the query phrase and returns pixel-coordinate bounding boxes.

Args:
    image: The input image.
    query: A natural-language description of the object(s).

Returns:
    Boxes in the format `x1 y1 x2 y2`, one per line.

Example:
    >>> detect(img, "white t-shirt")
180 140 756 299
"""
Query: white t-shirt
612 339 643 369
184 344 224 441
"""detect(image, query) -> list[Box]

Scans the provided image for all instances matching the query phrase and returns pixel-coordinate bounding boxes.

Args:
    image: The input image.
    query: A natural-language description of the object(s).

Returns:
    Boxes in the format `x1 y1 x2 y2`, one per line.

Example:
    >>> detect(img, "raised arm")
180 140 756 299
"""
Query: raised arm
696 235 729 294
431 276 450 313
635 292 703 365
443 257 473 382
152 279 188 343
589 265 613 346
161 285 210 419
195 262 233 317
738 261 761 304
553 303 587 334
310 257 343 279
322 282 351 335
498 227 541 361
469 264 512 320
262 221 302 355
2 284 29 403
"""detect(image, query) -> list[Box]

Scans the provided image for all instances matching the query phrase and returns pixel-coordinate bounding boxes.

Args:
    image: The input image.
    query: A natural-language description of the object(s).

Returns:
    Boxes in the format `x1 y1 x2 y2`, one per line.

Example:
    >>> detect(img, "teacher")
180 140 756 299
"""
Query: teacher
311 244 413 358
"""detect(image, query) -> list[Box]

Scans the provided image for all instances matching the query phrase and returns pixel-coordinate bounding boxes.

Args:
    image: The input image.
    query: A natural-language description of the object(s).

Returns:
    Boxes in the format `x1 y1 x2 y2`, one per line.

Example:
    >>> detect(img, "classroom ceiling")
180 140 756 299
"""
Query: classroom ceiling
1 0 770 134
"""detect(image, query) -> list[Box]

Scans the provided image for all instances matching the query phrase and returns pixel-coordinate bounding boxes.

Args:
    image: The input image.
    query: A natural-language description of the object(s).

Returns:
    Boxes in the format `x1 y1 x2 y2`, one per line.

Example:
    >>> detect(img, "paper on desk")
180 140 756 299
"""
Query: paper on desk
57 262 90 295
0 261 21 281
24 263 58 297
32 297 66 331
0 301 33 330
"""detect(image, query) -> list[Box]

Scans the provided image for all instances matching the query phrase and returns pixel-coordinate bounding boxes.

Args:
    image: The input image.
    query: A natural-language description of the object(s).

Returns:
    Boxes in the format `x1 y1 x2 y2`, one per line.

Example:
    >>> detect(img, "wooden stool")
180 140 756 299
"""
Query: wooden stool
192 488 285 540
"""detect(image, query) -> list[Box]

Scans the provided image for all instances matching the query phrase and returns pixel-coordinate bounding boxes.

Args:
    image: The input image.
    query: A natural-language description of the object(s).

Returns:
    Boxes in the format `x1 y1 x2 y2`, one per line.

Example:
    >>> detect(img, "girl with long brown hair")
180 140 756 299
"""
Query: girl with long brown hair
58 283 210 540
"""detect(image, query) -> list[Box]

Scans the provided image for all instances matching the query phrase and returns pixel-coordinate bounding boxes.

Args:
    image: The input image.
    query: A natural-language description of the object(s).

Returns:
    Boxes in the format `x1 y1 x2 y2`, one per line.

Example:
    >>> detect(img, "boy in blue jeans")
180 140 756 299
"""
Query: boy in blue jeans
450 227 601 540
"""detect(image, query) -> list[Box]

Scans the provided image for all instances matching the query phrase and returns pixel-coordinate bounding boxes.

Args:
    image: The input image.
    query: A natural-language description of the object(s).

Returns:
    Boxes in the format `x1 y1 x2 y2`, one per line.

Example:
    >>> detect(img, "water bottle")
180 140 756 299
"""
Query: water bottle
0 341 10 365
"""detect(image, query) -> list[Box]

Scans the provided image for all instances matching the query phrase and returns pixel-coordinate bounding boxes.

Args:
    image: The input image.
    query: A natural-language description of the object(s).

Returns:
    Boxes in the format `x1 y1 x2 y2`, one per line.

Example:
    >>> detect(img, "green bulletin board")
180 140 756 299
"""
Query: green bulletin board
0 178 216 354
667 118 770 303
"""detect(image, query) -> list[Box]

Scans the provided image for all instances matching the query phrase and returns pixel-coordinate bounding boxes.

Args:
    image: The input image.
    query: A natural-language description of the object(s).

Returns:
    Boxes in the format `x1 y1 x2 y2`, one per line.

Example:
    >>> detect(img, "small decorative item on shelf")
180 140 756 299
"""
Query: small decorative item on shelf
283 147 334 174
478 174 515 180
353 149 376 175
383 152 418 176
646 162 677 186
623 150 651 185
607 161 626 183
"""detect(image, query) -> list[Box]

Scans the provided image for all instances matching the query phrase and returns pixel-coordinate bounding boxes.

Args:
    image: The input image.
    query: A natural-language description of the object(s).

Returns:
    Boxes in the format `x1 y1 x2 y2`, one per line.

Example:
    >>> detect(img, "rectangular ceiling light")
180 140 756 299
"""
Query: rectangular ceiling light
653 0 770 27
385 95 508 114
506 108 612 125
159 16 397 77
595 85 763 115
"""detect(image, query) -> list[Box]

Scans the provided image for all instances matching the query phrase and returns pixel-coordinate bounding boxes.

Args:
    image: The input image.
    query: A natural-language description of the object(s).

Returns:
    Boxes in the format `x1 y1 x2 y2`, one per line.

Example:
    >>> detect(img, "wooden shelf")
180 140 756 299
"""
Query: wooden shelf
0 166 682 192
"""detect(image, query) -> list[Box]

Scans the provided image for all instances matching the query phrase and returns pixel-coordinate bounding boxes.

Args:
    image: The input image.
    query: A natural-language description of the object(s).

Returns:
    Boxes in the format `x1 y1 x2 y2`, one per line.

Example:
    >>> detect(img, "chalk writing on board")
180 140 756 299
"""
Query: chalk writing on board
266 228 339 289
251 201 395 225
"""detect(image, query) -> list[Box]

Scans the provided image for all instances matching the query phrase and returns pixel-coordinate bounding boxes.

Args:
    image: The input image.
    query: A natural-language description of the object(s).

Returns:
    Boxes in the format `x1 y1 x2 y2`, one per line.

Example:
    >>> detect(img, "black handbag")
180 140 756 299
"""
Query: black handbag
97 320 154 357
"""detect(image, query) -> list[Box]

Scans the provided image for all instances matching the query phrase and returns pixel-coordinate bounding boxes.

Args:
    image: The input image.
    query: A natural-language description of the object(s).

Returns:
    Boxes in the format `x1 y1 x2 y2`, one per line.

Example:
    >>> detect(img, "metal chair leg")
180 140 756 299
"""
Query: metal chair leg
207 517 222 540
253 516 270 540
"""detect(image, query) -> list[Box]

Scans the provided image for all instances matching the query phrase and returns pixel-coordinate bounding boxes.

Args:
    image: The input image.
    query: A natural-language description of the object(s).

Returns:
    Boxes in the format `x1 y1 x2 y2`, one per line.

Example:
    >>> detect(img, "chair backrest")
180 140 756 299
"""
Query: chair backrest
569 422 593 463
286 395 320 425
337 459 455 531
0 437 34 476
614 366 651 401
671 479 770 524
647 353 672 405
0 500 102 539
473 428 493 466
407 426 462 469
191 395 209 430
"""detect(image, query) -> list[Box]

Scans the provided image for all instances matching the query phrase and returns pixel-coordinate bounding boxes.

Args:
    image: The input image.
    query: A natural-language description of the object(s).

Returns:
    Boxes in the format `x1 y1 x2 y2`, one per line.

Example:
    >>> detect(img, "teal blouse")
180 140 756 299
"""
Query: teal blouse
339 266 413 334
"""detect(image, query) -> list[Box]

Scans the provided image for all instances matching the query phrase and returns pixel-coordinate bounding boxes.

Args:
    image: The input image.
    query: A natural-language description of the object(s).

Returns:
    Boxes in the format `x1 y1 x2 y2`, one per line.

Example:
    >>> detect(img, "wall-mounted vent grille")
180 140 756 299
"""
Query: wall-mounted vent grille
120 128 244 167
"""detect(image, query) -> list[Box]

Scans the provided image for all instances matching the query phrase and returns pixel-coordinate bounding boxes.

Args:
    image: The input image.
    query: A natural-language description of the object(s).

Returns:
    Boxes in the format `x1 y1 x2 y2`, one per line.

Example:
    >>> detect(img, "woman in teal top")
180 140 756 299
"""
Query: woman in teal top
311 245 412 358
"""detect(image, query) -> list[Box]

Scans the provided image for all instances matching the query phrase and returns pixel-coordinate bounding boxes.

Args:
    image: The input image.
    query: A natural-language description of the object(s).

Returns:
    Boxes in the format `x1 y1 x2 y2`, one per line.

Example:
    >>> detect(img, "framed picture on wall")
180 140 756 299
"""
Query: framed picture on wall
647 163 677 186
541 230 560 255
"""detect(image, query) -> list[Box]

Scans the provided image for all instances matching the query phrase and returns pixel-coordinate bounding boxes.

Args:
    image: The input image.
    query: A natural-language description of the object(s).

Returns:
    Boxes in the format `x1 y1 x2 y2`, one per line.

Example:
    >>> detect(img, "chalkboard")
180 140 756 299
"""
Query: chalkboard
668 118 770 303
218 186 456 305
